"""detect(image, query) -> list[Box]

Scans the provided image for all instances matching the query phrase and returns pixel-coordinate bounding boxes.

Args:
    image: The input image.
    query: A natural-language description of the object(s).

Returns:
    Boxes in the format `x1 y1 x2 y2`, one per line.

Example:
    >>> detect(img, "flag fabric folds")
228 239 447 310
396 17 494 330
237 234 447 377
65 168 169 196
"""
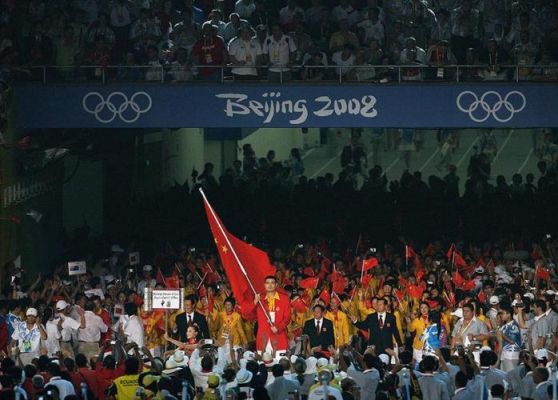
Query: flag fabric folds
201 191 276 313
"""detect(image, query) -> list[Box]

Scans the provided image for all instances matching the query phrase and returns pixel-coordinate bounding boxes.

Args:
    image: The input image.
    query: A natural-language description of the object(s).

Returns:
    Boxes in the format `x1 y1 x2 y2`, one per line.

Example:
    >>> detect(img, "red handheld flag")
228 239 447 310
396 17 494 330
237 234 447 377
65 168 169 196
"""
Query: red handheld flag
300 277 320 289
201 190 276 318
319 289 331 306
362 257 379 272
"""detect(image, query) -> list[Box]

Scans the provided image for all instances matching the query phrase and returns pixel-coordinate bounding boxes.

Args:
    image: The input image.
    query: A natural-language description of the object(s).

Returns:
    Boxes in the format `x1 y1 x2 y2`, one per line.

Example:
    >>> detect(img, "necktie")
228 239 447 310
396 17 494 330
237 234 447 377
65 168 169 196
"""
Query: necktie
187 314 192 325
316 320 321 335
379 315 384 329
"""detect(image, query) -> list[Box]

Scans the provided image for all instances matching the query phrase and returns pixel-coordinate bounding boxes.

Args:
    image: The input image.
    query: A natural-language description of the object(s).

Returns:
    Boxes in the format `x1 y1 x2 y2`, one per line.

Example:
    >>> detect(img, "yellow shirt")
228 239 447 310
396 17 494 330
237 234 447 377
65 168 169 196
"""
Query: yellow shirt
325 310 350 347
114 374 140 400
410 317 429 350
210 310 248 346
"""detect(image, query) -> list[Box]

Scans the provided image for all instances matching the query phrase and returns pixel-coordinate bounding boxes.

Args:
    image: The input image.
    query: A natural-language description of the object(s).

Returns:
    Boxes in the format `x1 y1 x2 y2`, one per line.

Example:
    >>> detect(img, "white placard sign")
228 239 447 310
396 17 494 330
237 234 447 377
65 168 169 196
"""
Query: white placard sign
152 290 181 309
68 261 87 276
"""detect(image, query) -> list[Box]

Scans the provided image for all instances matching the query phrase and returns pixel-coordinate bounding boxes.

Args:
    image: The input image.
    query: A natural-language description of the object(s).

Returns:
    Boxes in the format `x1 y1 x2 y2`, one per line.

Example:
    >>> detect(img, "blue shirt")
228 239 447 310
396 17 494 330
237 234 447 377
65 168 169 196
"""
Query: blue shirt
500 320 521 352
422 323 447 353
6 313 21 339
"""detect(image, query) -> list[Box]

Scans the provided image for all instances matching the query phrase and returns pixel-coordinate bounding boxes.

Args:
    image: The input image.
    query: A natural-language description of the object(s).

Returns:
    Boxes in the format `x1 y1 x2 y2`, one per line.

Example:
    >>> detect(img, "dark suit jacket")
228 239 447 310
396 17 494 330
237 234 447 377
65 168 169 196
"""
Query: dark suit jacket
354 312 401 355
175 311 210 341
302 317 335 351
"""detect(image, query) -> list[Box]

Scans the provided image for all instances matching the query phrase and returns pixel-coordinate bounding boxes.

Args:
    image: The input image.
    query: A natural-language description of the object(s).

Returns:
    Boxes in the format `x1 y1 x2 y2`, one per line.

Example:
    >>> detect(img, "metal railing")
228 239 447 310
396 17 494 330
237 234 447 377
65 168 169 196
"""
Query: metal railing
19 64 558 84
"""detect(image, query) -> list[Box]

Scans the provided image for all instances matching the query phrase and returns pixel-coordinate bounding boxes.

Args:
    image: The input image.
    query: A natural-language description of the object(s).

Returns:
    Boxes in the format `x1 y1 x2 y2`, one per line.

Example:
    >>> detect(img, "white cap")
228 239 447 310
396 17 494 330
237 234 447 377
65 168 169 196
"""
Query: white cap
317 358 328 368
104 275 116 283
511 299 521 306
261 352 276 367
489 296 500 305
523 292 535 300
451 308 463 318
243 351 255 361
55 300 69 311
546 290 556 296
143 265 153 272
536 348 549 359
26 307 38 317
475 267 485 274
379 354 390 365
111 245 124 253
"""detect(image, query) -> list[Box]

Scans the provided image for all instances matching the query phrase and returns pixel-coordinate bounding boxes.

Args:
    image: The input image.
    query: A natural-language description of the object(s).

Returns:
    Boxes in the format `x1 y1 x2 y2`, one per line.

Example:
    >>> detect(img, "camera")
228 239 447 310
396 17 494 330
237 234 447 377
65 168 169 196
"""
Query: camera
369 247 377 253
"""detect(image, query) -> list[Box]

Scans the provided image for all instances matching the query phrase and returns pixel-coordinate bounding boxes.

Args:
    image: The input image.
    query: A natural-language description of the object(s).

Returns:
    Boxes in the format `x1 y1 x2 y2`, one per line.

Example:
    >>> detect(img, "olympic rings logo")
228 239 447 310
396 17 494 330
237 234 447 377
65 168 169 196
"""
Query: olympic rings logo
456 91 526 123
82 91 152 123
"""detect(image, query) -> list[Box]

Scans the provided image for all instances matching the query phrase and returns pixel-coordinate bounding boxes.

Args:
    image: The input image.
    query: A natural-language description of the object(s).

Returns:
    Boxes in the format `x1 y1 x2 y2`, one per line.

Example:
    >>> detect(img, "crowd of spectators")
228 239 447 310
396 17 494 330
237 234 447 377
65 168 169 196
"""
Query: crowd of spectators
2 204 558 399
0 0 558 82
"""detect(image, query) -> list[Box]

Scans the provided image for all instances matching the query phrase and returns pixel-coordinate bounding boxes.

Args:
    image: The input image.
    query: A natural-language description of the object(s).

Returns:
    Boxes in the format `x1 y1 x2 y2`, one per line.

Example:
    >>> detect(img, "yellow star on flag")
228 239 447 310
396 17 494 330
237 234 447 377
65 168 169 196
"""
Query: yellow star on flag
222 245 228 254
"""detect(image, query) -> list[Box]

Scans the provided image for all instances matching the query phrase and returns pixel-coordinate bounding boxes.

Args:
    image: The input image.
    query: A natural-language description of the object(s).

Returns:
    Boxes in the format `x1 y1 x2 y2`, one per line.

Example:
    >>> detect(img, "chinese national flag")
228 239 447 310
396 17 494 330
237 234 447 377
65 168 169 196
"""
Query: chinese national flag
447 244 468 268
453 271 476 291
201 191 276 314
300 276 320 289
408 284 424 299
332 277 348 293
319 289 331 306
165 273 180 289
362 257 379 272
291 297 309 313
362 274 373 288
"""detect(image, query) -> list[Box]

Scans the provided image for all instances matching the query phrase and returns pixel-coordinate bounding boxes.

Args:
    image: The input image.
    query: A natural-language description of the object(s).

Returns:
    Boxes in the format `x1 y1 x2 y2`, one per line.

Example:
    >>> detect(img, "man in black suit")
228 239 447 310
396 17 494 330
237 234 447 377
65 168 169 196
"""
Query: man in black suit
351 297 401 355
174 294 210 341
302 304 335 355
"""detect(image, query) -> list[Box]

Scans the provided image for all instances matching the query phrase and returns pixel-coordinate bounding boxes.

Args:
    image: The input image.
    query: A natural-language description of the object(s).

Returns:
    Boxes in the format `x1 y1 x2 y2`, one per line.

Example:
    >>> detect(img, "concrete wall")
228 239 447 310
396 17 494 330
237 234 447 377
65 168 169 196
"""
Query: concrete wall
237 127 308 162
62 156 104 235
161 128 205 190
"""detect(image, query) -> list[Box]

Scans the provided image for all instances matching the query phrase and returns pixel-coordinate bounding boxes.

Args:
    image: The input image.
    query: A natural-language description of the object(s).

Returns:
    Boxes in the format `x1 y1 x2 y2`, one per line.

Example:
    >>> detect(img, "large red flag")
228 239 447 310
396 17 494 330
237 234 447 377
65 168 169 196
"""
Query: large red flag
201 191 276 313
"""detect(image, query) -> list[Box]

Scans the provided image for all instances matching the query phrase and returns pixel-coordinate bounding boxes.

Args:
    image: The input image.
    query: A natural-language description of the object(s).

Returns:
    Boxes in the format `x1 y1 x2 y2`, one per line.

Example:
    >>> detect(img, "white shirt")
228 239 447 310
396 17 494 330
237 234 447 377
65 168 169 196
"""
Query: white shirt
332 51 355 76
48 377 76 400
308 385 343 400
400 47 427 64
263 34 296 72
57 313 81 342
12 322 43 354
314 318 323 328
137 278 157 294
79 311 108 342
189 347 228 389
120 315 145 347
357 18 385 44
229 37 262 75
43 319 62 356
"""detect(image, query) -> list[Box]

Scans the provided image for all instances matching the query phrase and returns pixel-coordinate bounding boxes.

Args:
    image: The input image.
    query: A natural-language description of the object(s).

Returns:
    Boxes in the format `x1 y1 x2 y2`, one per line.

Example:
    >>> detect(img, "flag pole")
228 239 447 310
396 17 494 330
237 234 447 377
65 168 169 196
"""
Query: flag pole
405 245 409 268
199 188 273 326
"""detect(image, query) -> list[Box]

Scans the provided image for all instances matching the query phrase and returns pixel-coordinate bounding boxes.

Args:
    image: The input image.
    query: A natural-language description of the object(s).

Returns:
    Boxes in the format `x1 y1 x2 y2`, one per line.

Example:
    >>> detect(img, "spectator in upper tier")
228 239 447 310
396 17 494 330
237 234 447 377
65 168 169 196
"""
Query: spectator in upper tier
207 9 227 38
400 36 426 64
223 13 251 43
263 24 297 82
129 8 162 47
86 13 115 45
228 25 262 80
331 0 359 26
357 7 385 46
279 0 305 33
450 0 480 63
235 0 256 20
192 23 228 81
329 19 360 54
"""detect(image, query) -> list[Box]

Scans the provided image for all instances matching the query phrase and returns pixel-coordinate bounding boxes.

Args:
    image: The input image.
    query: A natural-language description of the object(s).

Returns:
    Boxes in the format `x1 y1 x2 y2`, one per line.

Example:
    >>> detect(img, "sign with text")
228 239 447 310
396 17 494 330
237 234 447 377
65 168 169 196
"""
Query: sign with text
68 261 87 276
151 289 181 309
14 83 558 128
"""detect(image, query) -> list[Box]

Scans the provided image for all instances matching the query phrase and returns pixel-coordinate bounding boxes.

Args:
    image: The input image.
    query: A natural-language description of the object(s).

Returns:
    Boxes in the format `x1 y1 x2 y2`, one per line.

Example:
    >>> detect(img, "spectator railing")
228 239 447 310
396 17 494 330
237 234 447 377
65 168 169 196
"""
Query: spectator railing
21 64 558 84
